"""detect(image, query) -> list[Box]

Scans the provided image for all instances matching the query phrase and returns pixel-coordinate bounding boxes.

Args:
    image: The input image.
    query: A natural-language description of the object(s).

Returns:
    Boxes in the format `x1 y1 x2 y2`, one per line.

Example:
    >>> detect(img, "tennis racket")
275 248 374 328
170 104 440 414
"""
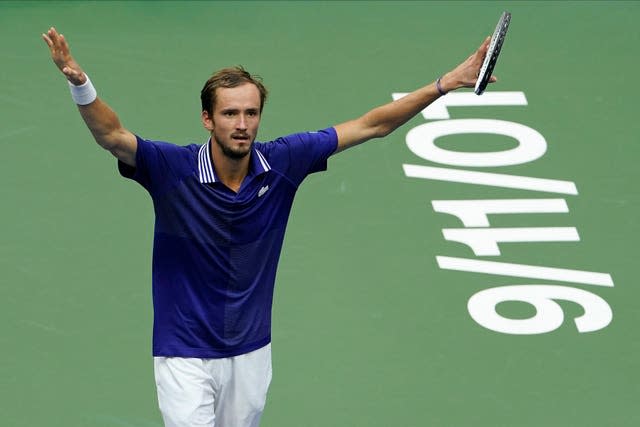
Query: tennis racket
474 11 512 95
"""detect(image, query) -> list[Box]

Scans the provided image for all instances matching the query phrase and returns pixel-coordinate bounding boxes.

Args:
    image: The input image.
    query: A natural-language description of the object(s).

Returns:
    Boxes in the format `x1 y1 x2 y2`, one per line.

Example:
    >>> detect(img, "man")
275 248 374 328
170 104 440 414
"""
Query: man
42 27 495 427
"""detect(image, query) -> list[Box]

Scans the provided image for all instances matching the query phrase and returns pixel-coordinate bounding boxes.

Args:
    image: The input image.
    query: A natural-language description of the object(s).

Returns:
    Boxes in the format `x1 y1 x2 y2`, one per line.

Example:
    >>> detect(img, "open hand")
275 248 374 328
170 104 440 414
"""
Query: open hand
441 37 497 92
42 27 87 85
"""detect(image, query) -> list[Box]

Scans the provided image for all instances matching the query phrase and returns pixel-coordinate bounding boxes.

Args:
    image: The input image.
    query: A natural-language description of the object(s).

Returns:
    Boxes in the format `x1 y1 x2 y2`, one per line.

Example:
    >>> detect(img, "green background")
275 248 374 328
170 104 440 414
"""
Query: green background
1 1 638 426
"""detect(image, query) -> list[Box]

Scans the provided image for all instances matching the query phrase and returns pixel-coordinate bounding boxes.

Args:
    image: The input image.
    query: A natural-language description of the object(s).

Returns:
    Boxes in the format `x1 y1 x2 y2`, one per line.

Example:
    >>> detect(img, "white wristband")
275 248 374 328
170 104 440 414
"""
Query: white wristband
68 75 97 105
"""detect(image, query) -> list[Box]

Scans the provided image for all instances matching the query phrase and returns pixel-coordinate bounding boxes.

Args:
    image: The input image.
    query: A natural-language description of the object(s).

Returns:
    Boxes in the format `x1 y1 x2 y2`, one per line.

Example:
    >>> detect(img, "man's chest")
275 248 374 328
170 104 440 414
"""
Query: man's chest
155 173 296 245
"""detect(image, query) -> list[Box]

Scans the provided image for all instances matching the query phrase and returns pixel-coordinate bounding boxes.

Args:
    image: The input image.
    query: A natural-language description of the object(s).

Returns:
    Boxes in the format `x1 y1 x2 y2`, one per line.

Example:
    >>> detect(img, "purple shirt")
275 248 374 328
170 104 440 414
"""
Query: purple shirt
119 128 337 358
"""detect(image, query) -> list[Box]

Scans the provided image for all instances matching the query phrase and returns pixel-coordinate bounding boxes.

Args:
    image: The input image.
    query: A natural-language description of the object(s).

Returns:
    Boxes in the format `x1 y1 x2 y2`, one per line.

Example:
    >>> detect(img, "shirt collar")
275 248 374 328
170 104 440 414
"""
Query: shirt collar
197 138 271 184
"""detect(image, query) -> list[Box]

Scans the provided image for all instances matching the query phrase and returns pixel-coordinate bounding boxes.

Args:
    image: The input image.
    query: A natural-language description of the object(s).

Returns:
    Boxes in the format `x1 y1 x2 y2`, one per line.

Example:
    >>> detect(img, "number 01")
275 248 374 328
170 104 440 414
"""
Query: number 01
467 285 612 334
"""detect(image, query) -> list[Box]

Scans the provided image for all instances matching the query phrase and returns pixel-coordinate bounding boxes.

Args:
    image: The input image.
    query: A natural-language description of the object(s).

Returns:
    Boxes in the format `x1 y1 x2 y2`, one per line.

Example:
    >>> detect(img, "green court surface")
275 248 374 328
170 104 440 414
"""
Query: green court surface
1 1 639 426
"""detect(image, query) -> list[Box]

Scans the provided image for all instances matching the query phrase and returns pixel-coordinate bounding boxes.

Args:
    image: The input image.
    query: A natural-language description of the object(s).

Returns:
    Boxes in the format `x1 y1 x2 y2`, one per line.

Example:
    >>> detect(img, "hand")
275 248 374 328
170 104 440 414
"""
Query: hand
440 36 497 92
42 27 87 85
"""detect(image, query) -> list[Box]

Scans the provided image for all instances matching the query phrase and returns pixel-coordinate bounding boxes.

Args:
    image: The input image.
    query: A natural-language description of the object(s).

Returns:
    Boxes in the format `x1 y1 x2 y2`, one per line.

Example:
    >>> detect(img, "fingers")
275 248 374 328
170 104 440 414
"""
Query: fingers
47 27 59 45
62 65 81 80
43 26 84 83
42 33 53 47
42 27 58 52
59 33 69 51
42 26 75 66
43 27 68 53
478 36 491 57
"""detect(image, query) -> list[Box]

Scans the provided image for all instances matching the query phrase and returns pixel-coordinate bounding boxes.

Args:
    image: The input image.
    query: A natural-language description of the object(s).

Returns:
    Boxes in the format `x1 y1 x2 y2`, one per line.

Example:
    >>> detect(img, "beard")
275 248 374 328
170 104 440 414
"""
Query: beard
214 135 253 160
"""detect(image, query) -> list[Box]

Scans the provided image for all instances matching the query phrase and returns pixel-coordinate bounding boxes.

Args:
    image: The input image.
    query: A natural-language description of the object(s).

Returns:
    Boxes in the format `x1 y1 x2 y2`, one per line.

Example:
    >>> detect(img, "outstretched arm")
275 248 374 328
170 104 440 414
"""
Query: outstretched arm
333 37 496 154
42 27 137 166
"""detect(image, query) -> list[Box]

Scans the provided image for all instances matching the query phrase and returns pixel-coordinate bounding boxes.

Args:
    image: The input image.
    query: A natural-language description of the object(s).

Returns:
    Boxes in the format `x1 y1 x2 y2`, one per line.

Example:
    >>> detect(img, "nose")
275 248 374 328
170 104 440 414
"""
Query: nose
236 114 248 130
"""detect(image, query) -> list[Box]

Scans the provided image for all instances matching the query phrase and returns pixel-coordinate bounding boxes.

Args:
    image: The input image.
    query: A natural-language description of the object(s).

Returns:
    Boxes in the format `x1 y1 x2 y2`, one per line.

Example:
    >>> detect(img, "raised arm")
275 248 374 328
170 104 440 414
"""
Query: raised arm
42 27 137 166
333 37 496 154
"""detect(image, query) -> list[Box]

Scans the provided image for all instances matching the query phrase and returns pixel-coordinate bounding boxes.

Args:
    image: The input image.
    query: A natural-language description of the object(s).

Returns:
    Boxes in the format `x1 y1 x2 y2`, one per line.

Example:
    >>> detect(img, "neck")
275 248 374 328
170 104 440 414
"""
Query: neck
209 140 250 193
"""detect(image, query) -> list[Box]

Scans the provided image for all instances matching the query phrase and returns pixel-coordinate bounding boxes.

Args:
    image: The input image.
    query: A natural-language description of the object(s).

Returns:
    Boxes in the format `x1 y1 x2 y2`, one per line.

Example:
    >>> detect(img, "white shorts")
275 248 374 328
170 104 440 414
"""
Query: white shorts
154 344 272 427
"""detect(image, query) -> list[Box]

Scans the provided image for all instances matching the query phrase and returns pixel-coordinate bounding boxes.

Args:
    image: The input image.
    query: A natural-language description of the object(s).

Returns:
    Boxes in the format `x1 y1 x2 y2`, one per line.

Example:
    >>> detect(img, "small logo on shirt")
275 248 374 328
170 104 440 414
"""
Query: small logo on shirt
258 185 270 197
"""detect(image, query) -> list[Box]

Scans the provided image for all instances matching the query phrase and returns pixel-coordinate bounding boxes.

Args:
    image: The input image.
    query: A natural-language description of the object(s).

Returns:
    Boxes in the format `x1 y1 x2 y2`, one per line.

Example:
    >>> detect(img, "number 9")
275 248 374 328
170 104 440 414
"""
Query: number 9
467 285 613 334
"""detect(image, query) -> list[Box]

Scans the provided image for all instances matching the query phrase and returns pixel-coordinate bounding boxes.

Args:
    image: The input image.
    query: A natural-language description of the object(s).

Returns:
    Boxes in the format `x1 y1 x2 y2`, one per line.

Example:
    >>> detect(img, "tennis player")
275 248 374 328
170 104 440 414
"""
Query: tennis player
43 27 496 427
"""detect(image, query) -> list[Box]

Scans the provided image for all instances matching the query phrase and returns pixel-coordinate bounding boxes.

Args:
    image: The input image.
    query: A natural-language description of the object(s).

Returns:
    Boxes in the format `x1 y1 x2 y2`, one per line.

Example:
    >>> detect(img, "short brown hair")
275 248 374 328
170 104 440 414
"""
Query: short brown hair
200 66 268 115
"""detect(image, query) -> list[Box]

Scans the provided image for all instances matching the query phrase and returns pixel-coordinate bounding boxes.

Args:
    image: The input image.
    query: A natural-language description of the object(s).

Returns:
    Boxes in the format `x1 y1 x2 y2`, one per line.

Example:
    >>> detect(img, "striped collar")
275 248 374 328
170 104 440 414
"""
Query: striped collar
197 138 271 184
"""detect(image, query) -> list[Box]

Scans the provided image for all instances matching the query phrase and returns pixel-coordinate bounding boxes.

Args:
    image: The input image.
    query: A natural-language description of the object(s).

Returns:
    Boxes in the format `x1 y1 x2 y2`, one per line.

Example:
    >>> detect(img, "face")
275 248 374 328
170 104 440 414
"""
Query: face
201 83 262 160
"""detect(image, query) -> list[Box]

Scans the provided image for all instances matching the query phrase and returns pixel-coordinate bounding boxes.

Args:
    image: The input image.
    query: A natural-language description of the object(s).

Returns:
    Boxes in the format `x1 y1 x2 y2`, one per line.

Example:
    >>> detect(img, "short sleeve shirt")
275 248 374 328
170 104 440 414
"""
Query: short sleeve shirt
119 128 338 358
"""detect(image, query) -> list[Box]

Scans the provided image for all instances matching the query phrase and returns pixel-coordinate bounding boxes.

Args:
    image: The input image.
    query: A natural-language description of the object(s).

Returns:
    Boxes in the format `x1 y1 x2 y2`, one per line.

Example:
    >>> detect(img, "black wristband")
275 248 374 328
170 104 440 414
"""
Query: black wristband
436 76 448 96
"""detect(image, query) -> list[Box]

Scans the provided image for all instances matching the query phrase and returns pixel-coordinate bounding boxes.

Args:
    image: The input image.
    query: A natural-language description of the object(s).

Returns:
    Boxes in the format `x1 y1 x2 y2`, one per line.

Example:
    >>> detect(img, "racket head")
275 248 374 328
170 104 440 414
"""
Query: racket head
474 11 511 95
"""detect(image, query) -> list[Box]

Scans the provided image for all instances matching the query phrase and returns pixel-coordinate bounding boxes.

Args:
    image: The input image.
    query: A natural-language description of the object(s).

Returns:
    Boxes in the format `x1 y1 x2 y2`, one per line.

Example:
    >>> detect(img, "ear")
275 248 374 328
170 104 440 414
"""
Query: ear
201 110 214 132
